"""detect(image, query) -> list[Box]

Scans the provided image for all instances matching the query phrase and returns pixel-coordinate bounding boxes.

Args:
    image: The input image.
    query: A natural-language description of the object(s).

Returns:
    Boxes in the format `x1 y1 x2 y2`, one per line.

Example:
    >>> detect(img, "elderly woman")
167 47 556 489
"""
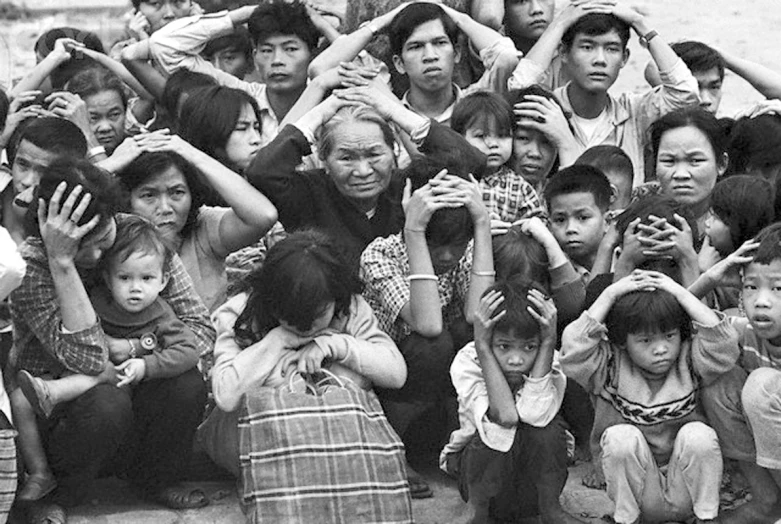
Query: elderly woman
246 88 486 267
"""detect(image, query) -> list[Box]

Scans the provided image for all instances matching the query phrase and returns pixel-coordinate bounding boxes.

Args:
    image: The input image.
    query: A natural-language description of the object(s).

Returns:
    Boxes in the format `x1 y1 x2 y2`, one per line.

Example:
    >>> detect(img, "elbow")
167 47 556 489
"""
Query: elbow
494 411 520 428
412 321 443 339
474 12 503 31
307 61 326 80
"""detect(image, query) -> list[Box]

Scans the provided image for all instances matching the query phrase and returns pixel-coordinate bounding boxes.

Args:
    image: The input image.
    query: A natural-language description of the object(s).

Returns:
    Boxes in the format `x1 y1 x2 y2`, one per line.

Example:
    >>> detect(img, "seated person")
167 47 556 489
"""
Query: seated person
14 215 201 503
441 278 580 523
543 165 611 278
8 157 214 521
510 3 699 186
360 154 493 498
698 223 781 524
561 270 738 524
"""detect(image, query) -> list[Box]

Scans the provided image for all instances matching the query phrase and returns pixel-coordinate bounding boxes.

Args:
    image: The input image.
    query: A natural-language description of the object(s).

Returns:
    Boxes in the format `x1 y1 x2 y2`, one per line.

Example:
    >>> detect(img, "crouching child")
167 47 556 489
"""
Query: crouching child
440 278 583 524
561 270 739 524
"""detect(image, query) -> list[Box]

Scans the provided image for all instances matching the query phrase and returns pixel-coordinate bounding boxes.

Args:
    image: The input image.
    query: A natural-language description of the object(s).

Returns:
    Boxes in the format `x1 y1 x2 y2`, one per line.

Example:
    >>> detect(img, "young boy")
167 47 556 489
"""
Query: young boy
509 3 699 186
202 27 254 80
574 145 633 212
543 165 611 277
441 278 580 523
13 215 200 501
360 154 492 498
696 223 781 524
561 269 739 524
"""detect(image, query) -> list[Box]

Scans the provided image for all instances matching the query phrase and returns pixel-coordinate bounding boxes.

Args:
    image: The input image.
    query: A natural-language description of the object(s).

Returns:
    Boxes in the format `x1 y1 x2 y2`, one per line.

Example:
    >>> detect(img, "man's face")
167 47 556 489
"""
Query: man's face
210 47 252 79
393 18 459 94
137 0 191 34
693 67 723 114
505 0 555 42
253 34 311 95
11 140 60 196
562 30 628 94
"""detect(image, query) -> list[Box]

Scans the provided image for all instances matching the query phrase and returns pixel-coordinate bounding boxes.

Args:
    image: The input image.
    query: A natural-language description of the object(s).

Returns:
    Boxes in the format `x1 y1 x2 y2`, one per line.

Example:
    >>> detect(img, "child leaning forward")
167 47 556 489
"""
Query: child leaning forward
441 278 583 524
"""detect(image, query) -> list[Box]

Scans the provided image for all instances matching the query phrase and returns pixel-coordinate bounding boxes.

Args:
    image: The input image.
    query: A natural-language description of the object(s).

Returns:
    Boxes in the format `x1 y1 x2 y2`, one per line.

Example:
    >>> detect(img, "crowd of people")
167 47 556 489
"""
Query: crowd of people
0 0 780 522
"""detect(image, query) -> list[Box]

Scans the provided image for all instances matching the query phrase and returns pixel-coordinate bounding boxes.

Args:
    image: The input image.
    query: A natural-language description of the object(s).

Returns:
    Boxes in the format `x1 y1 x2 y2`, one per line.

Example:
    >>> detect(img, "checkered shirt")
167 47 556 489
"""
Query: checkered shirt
479 165 546 223
360 233 472 343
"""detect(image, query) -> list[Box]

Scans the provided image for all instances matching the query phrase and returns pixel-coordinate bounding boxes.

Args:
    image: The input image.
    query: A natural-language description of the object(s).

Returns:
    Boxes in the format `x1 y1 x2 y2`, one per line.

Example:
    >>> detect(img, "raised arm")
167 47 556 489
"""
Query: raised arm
719 48 781 101
470 0 505 31
120 40 169 100
609 3 680 75
459 176 494 323
10 38 77 97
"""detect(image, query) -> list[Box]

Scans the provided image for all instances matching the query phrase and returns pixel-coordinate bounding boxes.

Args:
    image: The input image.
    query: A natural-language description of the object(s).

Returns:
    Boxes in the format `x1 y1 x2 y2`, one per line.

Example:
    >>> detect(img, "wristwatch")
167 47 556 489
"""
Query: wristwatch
639 29 659 48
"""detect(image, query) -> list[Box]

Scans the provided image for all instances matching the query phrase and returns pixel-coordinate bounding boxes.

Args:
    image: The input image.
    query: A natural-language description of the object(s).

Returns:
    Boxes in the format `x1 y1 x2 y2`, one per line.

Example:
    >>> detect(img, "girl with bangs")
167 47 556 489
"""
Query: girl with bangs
561 269 739 524
196 229 407 477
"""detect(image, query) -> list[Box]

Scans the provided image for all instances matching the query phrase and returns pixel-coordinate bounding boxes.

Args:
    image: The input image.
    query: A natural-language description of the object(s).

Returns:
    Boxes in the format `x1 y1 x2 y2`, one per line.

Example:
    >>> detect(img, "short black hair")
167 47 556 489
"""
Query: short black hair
484 277 545 339
25 156 123 239
543 164 612 212
451 91 513 138
711 175 775 250
247 0 319 51
66 66 128 110
161 70 218 122
103 214 172 273
202 26 253 62
561 13 630 52
650 108 729 168
750 223 781 266
575 145 633 186
492 225 550 289
727 114 781 174
605 289 692 346
671 41 725 80
615 194 699 249
9 117 87 165
388 3 459 57
34 27 106 89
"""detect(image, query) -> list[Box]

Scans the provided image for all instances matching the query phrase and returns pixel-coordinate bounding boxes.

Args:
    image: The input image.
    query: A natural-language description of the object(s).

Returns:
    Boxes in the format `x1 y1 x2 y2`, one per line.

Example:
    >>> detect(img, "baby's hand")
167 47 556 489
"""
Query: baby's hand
116 358 146 387
517 216 553 245
297 341 328 375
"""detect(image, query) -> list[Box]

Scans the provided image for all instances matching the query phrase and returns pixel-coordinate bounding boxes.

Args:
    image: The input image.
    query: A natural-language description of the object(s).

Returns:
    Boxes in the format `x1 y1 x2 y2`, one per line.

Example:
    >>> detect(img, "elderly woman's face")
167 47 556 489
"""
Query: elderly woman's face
129 165 192 240
324 121 395 211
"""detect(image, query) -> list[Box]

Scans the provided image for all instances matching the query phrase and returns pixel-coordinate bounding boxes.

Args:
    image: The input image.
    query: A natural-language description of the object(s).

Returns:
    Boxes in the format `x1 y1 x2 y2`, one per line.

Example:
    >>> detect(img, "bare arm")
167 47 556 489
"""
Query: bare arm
470 0 505 30
10 38 75 97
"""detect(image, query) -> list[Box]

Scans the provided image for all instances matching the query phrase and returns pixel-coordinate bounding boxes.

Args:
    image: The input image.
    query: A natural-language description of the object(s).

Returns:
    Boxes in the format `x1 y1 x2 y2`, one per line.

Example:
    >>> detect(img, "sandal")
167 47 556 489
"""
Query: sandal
154 485 209 510
18 370 55 419
26 502 67 524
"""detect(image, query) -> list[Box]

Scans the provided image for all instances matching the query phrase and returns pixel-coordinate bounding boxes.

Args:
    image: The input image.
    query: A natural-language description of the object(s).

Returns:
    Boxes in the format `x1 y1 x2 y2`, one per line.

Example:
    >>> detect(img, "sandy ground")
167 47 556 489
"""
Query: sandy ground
1 0 780 116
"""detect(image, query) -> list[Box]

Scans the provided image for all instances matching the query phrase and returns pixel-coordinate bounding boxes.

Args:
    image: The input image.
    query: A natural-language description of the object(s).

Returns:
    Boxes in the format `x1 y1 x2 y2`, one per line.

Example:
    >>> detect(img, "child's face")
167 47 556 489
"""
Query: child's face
210 47 252 79
429 239 470 275
742 261 781 345
513 125 557 187
548 191 607 268
562 30 627 94
491 328 540 389
106 251 168 314
393 19 458 95
623 328 682 380
138 0 191 34
464 123 512 171
279 301 335 338
704 209 733 256
504 0 555 41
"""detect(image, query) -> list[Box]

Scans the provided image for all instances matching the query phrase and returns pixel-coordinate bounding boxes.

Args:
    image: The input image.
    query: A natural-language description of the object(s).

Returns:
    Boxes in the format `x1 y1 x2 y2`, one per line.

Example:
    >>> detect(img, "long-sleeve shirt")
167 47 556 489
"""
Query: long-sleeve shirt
9 215 215 379
560 311 738 464
727 316 781 373
439 341 566 471
509 57 699 186
210 292 407 413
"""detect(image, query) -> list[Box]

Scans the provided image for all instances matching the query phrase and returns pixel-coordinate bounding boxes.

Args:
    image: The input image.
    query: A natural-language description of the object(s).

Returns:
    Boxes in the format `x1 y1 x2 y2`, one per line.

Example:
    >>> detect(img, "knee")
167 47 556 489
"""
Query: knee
742 368 781 418
159 369 207 411
73 384 133 437
601 424 646 460
401 331 455 375
521 419 566 455
675 422 720 459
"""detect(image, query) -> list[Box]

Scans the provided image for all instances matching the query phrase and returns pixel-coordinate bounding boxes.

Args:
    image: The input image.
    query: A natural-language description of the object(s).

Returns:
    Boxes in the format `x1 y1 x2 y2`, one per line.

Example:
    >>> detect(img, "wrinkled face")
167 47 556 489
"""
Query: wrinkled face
11 140 60 195
704 209 733 256
324 121 395 211
563 30 628 94
138 0 191 33
254 34 311 94
656 125 725 211
491 328 540 390
464 122 513 171
106 251 168 313
394 19 459 94
623 328 682 380
512 125 557 187
548 192 607 267
279 301 335 338
129 166 192 240
74 218 118 269
85 90 126 155
220 103 261 172
209 47 252 79
429 239 470 275
742 261 781 345
505 0 555 41
693 67 723 114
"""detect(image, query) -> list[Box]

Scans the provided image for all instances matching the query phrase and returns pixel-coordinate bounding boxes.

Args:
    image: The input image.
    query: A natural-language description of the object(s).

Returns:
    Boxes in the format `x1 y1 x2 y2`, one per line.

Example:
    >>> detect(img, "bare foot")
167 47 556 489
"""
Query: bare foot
570 444 592 466
718 499 781 524
581 457 606 490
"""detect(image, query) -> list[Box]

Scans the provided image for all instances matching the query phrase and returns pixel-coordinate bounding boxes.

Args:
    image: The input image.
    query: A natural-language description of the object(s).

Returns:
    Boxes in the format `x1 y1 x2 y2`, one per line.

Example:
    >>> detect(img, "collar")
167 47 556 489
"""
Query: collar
557 83 631 127
481 165 513 186
401 84 462 124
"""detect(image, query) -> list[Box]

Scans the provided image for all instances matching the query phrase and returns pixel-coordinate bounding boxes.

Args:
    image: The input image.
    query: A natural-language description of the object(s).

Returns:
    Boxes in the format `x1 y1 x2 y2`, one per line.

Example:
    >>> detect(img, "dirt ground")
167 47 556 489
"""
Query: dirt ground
1 0 779 116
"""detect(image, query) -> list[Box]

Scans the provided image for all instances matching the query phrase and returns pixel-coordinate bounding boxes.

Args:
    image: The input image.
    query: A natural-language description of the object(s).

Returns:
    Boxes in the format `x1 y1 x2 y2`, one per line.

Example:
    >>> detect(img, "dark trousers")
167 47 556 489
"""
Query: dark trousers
447 416 570 519
560 379 595 450
42 368 206 507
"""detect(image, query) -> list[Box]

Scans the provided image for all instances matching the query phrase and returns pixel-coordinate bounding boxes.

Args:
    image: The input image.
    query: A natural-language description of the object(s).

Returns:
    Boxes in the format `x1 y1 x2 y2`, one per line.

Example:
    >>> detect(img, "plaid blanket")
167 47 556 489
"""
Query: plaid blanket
239 372 412 523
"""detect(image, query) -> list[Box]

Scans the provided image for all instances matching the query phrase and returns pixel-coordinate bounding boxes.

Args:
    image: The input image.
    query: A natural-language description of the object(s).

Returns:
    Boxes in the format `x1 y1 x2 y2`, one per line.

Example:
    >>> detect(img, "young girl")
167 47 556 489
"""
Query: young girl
450 91 545 234
197 229 407 477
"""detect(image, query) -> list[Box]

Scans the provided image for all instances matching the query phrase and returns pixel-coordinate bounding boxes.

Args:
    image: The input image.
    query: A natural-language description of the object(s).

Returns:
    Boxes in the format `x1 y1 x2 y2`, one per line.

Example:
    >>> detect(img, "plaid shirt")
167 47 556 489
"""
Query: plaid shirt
10 217 215 378
479 166 545 223
360 233 472 344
